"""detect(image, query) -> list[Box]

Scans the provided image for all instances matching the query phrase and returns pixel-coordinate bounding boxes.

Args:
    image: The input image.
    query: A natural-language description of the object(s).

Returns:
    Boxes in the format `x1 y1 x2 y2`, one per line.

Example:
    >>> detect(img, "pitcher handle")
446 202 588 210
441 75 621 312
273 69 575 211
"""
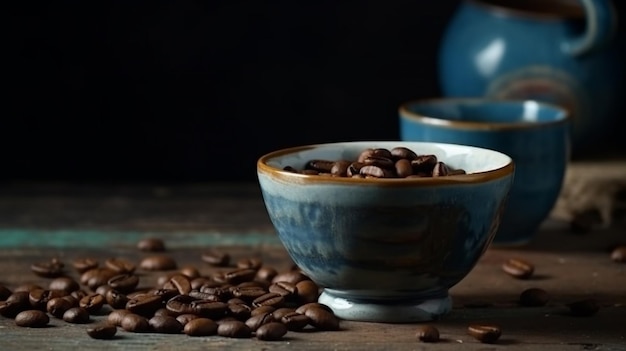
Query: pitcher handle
562 0 617 56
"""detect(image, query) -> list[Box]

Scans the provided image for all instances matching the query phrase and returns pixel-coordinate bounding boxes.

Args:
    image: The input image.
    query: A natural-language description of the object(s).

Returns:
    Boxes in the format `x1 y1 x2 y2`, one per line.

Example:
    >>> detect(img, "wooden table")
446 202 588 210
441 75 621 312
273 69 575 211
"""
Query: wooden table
1 182 625 351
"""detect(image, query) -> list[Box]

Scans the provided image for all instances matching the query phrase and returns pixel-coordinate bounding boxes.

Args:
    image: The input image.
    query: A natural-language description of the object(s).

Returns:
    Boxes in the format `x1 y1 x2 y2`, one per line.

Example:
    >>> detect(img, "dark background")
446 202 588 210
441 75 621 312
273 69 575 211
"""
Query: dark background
4 1 626 183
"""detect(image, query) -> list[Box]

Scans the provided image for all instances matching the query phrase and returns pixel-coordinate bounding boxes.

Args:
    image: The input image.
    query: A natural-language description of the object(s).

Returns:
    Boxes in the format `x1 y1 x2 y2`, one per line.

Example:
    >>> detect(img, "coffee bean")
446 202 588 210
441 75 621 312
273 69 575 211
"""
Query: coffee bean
415 324 440 342
222 268 257 285
305 159 335 173
295 280 319 304
331 160 351 176
108 273 140 293
63 307 90 324
13 284 44 293
610 245 626 263
256 322 288 341
269 282 297 299
245 311 275 331
162 274 192 295
179 266 201 279
0 291 30 318
137 237 166 252
236 257 263 270
432 162 449 177
519 288 550 307
567 298 600 317
72 258 99 274
192 300 229 319
201 250 230 267
184 317 218 336
280 311 310 331
395 159 414 178
467 324 502 343
46 297 74 318
139 255 177 271
272 307 296 320
252 292 285 309
0 285 12 300
502 258 534 279
121 313 150 332
304 307 340 331
29 288 67 311
87 323 118 339
127 294 164 316
250 305 276 316
105 257 136 274
31 258 64 278
15 310 49 328
107 309 131 327
391 146 418 160
79 293 106 314
48 277 80 293
255 266 278 282
272 271 310 285
176 313 199 326
106 289 129 309
228 303 252 321
295 302 333 315
217 320 252 338
81 268 118 291
149 315 183 334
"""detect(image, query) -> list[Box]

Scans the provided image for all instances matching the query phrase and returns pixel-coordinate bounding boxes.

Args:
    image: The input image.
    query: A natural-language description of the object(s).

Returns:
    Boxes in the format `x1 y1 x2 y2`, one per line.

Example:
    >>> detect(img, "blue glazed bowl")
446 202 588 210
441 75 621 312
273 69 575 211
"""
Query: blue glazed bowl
257 141 514 323
399 99 570 246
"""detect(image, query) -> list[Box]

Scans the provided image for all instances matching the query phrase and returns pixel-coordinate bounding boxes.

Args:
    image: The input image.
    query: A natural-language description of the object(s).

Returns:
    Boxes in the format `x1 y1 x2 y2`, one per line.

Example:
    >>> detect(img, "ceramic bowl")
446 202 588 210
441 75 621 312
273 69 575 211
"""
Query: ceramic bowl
399 98 570 246
257 141 514 323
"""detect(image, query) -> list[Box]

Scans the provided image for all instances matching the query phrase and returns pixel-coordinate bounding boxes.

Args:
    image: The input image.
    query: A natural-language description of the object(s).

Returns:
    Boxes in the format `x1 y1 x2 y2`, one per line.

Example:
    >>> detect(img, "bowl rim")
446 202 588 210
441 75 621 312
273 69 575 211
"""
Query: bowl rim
398 98 570 131
257 141 514 187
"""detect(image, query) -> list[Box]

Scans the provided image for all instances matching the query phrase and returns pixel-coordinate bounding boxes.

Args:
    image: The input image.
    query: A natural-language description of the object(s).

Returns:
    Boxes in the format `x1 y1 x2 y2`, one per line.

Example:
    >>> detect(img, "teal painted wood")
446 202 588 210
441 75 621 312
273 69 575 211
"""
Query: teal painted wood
0 229 282 248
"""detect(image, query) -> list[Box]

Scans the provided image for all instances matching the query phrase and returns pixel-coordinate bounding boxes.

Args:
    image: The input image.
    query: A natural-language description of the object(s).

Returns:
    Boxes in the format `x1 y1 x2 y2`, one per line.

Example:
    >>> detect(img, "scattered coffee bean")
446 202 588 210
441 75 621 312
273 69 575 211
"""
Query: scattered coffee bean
15 310 49 328
63 307 90 324
415 324 440 342
121 313 150 332
305 306 340 331
108 273 140 294
245 311 275 331
184 317 218 336
72 258 99 274
105 258 136 274
149 315 183 334
295 280 320 304
610 245 626 263
48 277 80 293
30 258 64 278
217 320 252 338
201 250 230 267
107 309 131 327
467 324 502 343
502 258 534 279
46 297 74 318
567 298 600 317
256 322 288 341
137 238 166 252
176 313 199 326
139 255 177 271
0 291 30 318
87 323 118 339
280 311 310 331
79 293 106 314
519 288 550 307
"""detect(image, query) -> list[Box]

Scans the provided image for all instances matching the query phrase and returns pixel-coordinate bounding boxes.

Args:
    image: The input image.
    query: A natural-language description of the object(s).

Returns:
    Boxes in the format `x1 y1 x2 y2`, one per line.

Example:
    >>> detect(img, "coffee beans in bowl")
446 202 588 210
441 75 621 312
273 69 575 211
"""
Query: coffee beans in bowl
258 141 514 323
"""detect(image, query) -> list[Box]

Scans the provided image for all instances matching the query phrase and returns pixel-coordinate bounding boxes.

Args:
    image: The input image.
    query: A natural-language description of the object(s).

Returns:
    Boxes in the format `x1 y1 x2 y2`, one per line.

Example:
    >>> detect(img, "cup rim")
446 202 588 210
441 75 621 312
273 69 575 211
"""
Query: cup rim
257 141 515 187
398 98 570 131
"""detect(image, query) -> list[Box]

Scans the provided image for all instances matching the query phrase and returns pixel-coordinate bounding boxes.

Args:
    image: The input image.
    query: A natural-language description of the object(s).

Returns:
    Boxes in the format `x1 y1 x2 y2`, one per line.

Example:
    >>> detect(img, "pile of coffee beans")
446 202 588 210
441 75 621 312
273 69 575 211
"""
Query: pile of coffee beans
0 238 340 341
284 146 467 178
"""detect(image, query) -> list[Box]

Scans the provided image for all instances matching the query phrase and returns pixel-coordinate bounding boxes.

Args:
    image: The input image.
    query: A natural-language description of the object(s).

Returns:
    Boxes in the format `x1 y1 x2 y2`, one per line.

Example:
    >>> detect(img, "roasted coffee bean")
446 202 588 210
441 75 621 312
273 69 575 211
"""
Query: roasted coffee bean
108 273 140 293
71 289 90 301
217 320 252 338
391 146 418 160
269 282 297 299
330 160 351 176
221 268 257 285
201 250 231 266
149 315 183 334
272 271 310 285
411 155 438 173
415 324 440 342
295 302 334 315
139 255 177 271
13 284 43 293
295 280 319 304
179 266 201 279
280 311 310 331
252 292 285 309
362 155 395 169
107 309 131 327
29 288 67 311
137 237 166 252
347 162 365 177
190 277 212 290
305 307 340 331
250 305 276 317
106 289 129 309
236 257 263 270
48 277 80 293
467 324 502 343
46 297 74 318
31 258 64 278
305 159 335 173
227 303 252 321
126 294 164 316
395 158 414 178
61 295 78 307
567 298 600 317
272 307 296 320
502 258 534 279
0 291 30 318
610 245 626 263
149 288 179 301
188 290 221 302
192 300 229 319
95 284 114 297
87 323 118 339
105 257 136 274
153 308 172 317
163 274 192 295
184 317 218 336
63 307 90 324
255 266 278 282
72 258 99 274
360 165 394 178
121 313 150 333
432 162 449 177
519 288 550 307
82 268 118 290
245 311 275 331
176 313 199 326
256 322 288 341
15 310 49 328
0 285 12 300
79 293 106 314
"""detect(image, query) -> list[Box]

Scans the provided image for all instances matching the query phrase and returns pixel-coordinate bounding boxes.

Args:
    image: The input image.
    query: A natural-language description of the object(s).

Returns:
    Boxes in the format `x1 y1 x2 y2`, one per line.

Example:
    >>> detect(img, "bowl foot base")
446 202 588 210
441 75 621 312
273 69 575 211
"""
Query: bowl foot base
318 289 452 323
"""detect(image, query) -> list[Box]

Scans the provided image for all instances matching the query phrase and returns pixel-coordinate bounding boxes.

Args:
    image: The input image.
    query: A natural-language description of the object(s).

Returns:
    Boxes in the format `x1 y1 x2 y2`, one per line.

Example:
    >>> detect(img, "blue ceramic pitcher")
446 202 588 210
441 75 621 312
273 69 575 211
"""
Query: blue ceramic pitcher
438 0 620 153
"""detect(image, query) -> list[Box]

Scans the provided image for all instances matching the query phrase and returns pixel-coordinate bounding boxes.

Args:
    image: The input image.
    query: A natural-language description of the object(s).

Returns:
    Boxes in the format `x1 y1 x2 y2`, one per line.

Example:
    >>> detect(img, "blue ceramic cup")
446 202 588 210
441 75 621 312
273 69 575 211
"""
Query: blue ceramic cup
399 98 570 246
